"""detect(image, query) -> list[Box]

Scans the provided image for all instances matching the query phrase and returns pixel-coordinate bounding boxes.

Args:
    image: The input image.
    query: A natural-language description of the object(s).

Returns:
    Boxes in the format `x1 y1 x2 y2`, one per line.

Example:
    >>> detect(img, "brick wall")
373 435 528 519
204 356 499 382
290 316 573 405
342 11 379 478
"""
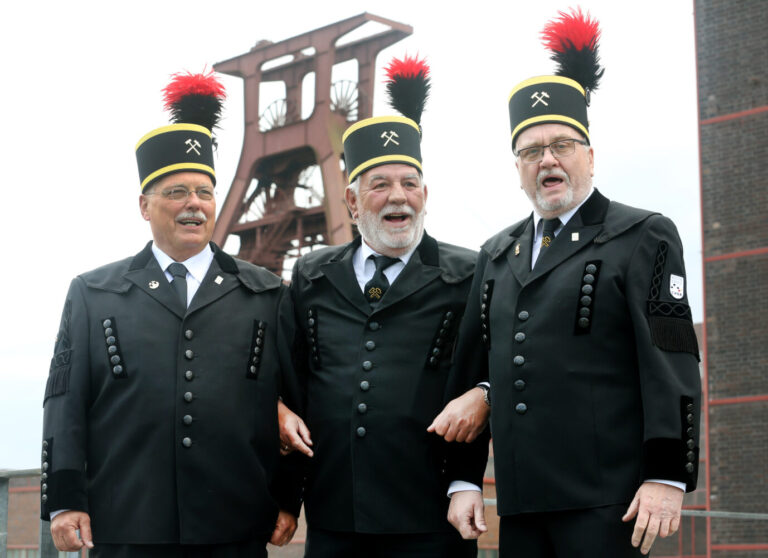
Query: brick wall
696 0 768 555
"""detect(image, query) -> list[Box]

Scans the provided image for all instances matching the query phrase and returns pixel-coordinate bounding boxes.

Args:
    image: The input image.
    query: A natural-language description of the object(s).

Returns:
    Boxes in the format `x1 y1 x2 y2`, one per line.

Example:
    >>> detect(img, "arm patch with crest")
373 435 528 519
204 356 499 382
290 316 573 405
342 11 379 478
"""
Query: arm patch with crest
646 241 700 359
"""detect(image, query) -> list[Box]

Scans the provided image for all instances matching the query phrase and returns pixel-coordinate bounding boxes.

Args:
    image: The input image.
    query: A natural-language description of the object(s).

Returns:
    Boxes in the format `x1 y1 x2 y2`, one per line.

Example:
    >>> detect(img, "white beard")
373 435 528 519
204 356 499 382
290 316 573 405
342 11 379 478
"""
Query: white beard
357 203 425 254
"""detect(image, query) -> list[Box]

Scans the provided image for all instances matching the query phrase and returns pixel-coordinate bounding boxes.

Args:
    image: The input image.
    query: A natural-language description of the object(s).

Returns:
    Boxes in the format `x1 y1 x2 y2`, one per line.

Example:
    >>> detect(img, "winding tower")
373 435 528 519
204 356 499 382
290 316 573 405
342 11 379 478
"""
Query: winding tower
212 14 412 276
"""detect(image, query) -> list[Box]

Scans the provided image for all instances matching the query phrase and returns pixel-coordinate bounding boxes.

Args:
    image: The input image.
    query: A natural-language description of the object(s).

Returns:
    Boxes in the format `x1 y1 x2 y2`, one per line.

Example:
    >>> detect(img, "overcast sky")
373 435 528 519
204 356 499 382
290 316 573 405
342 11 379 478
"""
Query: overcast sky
0 0 700 469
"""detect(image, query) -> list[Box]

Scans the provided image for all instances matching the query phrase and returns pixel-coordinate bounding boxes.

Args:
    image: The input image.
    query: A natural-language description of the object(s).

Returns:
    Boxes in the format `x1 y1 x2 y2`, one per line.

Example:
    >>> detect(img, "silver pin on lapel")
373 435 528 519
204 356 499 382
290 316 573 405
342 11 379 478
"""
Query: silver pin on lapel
149 280 159 289
515 243 521 256
215 275 224 285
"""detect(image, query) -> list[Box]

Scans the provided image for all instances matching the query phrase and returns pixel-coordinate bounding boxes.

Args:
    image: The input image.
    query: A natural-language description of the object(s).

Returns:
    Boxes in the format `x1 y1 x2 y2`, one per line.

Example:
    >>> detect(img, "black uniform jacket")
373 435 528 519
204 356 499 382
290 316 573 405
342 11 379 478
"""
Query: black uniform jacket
286 232 489 534
453 190 701 517
41 241 300 544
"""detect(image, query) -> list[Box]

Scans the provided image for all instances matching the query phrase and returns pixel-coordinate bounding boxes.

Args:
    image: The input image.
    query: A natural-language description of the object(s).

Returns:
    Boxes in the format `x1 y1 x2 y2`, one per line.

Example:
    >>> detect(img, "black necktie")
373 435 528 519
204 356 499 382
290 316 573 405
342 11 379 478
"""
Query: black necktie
168 262 188 308
540 218 561 250
364 255 400 305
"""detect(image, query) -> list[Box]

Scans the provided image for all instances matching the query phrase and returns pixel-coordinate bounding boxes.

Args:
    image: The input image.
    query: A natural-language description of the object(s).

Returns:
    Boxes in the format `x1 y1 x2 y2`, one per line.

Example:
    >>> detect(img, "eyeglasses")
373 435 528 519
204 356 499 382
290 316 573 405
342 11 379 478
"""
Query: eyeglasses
514 138 588 164
146 186 215 202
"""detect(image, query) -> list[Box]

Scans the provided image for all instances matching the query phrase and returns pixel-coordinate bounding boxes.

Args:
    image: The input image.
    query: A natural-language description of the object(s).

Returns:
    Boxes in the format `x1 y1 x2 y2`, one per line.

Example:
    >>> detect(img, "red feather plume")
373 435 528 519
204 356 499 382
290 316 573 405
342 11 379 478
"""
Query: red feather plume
540 7 604 95
384 54 431 126
541 7 600 53
162 70 226 111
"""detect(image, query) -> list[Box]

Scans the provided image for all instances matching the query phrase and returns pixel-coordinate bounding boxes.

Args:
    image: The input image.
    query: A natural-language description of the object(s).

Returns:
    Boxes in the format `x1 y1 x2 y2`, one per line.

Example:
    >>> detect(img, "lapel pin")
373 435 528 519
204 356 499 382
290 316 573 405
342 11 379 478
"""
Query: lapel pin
571 232 580 242
214 275 224 285
148 280 159 289
515 243 520 256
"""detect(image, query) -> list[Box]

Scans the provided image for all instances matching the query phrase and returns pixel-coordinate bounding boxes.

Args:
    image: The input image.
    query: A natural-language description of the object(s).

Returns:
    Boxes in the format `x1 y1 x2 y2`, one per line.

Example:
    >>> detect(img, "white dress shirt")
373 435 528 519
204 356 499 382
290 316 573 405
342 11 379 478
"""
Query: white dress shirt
152 244 215 307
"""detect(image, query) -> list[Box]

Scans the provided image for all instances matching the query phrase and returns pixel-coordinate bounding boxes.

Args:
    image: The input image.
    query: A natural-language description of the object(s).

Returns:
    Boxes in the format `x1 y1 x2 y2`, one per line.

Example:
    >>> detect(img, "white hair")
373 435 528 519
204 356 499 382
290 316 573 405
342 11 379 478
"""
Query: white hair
346 170 425 196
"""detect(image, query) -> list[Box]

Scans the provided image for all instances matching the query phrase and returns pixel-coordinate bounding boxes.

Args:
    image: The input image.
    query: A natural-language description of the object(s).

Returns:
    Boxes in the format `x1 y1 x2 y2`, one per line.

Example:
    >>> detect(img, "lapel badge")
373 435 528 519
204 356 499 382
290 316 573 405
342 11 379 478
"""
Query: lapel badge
571 232 580 242
670 274 685 299
214 275 224 285
148 280 159 289
514 243 520 256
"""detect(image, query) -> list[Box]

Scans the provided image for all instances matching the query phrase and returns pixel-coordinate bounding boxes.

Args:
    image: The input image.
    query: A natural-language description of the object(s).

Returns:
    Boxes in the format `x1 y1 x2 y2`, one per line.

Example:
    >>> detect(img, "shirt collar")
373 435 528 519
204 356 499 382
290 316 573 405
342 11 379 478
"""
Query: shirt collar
359 237 418 266
152 243 215 283
532 187 595 231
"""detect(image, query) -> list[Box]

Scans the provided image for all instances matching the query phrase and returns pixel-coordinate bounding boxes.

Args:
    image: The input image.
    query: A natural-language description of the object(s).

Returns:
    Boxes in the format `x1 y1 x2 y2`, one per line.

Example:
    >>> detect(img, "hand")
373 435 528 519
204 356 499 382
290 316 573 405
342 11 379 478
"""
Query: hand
447 490 487 539
269 510 298 546
50 511 94 551
427 387 490 442
278 399 313 457
622 481 684 555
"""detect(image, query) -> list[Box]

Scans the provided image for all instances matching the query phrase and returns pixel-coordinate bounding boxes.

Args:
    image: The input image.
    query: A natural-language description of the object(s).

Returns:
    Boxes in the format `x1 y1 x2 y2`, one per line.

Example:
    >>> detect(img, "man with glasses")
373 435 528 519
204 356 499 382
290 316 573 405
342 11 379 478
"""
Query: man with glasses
41 72 300 557
452 9 701 557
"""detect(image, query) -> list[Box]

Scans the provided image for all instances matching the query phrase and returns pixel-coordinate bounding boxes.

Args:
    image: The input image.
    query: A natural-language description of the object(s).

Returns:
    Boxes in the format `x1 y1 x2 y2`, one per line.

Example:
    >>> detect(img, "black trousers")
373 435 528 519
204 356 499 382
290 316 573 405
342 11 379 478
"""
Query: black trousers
90 538 268 558
499 504 644 558
305 527 477 558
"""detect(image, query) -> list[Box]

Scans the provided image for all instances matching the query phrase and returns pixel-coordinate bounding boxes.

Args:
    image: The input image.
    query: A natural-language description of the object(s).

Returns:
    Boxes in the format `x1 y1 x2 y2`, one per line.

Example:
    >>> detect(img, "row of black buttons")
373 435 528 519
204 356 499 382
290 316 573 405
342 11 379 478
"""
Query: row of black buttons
103 318 126 378
307 309 321 366
40 439 49 503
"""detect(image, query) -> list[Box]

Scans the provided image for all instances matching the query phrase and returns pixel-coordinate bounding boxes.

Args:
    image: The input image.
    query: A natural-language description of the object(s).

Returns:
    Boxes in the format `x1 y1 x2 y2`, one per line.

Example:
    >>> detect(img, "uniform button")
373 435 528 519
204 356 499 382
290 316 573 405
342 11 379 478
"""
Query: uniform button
255 338 263 346
687 439 695 449
356 427 366 438
518 311 529 321
112 365 123 375
685 463 694 473
369 322 380 331
513 355 525 366
308 328 315 336
183 415 193 425
480 313 487 321
102 319 112 328
482 293 488 302
445 311 454 319
252 356 260 364
581 284 594 295
515 403 528 415
442 319 451 328
687 414 694 424
687 451 696 462
108 345 118 355
432 348 441 357
365 340 376 351
578 318 590 329
580 296 592 306
482 334 488 343
308 309 314 317
483 283 489 292
360 380 370 391
185 350 194 360
362 361 373 371
254 346 262 355
182 437 192 448
686 427 694 437
687 403 694 412
104 328 113 337
429 357 438 366
41 473 47 481
42 462 48 471
435 338 444 347
481 303 487 312
41 483 47 493
583 274 595 284
308 318 315 327
42 440 48 449
579 307 591 317
184 392 193 402
439 328 447 336
514 379 526 391
106 336 116 345
185 370 194 381
110 355 121 365
250 365 257 374
42 450 48 459
515 332 526 342
585 264 597 274
41 494 48 503
357 403 368 414
185 329 194 340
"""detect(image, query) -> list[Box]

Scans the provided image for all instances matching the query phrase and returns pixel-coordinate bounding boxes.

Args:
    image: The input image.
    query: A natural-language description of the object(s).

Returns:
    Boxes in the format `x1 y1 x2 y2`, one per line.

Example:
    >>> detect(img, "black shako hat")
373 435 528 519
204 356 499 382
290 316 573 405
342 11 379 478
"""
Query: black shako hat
135 70 226 192
508 7 604 149
343 55 431 184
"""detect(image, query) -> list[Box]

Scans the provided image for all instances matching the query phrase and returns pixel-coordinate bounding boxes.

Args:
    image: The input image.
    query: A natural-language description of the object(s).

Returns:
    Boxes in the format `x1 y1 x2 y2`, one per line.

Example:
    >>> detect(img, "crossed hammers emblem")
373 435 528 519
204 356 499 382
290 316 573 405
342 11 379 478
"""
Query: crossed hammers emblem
185 138 202 155
531 91 550 107
381 130 400 147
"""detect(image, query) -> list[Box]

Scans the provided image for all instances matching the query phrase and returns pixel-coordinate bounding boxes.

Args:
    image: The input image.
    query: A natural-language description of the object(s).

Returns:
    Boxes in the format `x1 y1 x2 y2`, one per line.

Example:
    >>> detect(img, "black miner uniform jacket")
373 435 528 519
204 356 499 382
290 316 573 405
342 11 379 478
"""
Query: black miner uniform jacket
41 242 300 545
453 190 701 517
287 232 489 533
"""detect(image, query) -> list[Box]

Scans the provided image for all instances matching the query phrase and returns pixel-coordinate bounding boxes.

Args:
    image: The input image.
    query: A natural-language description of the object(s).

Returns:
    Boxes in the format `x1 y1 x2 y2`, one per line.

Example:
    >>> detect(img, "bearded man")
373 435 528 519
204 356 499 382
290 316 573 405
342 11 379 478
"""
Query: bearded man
277 57 490 557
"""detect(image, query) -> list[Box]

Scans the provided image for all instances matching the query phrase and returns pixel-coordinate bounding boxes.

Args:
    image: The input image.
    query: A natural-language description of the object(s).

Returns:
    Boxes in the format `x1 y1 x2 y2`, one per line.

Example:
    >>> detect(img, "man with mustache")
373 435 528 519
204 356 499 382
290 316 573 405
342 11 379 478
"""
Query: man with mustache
41 71 300 557
277 57 490 557
452 9 702 557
